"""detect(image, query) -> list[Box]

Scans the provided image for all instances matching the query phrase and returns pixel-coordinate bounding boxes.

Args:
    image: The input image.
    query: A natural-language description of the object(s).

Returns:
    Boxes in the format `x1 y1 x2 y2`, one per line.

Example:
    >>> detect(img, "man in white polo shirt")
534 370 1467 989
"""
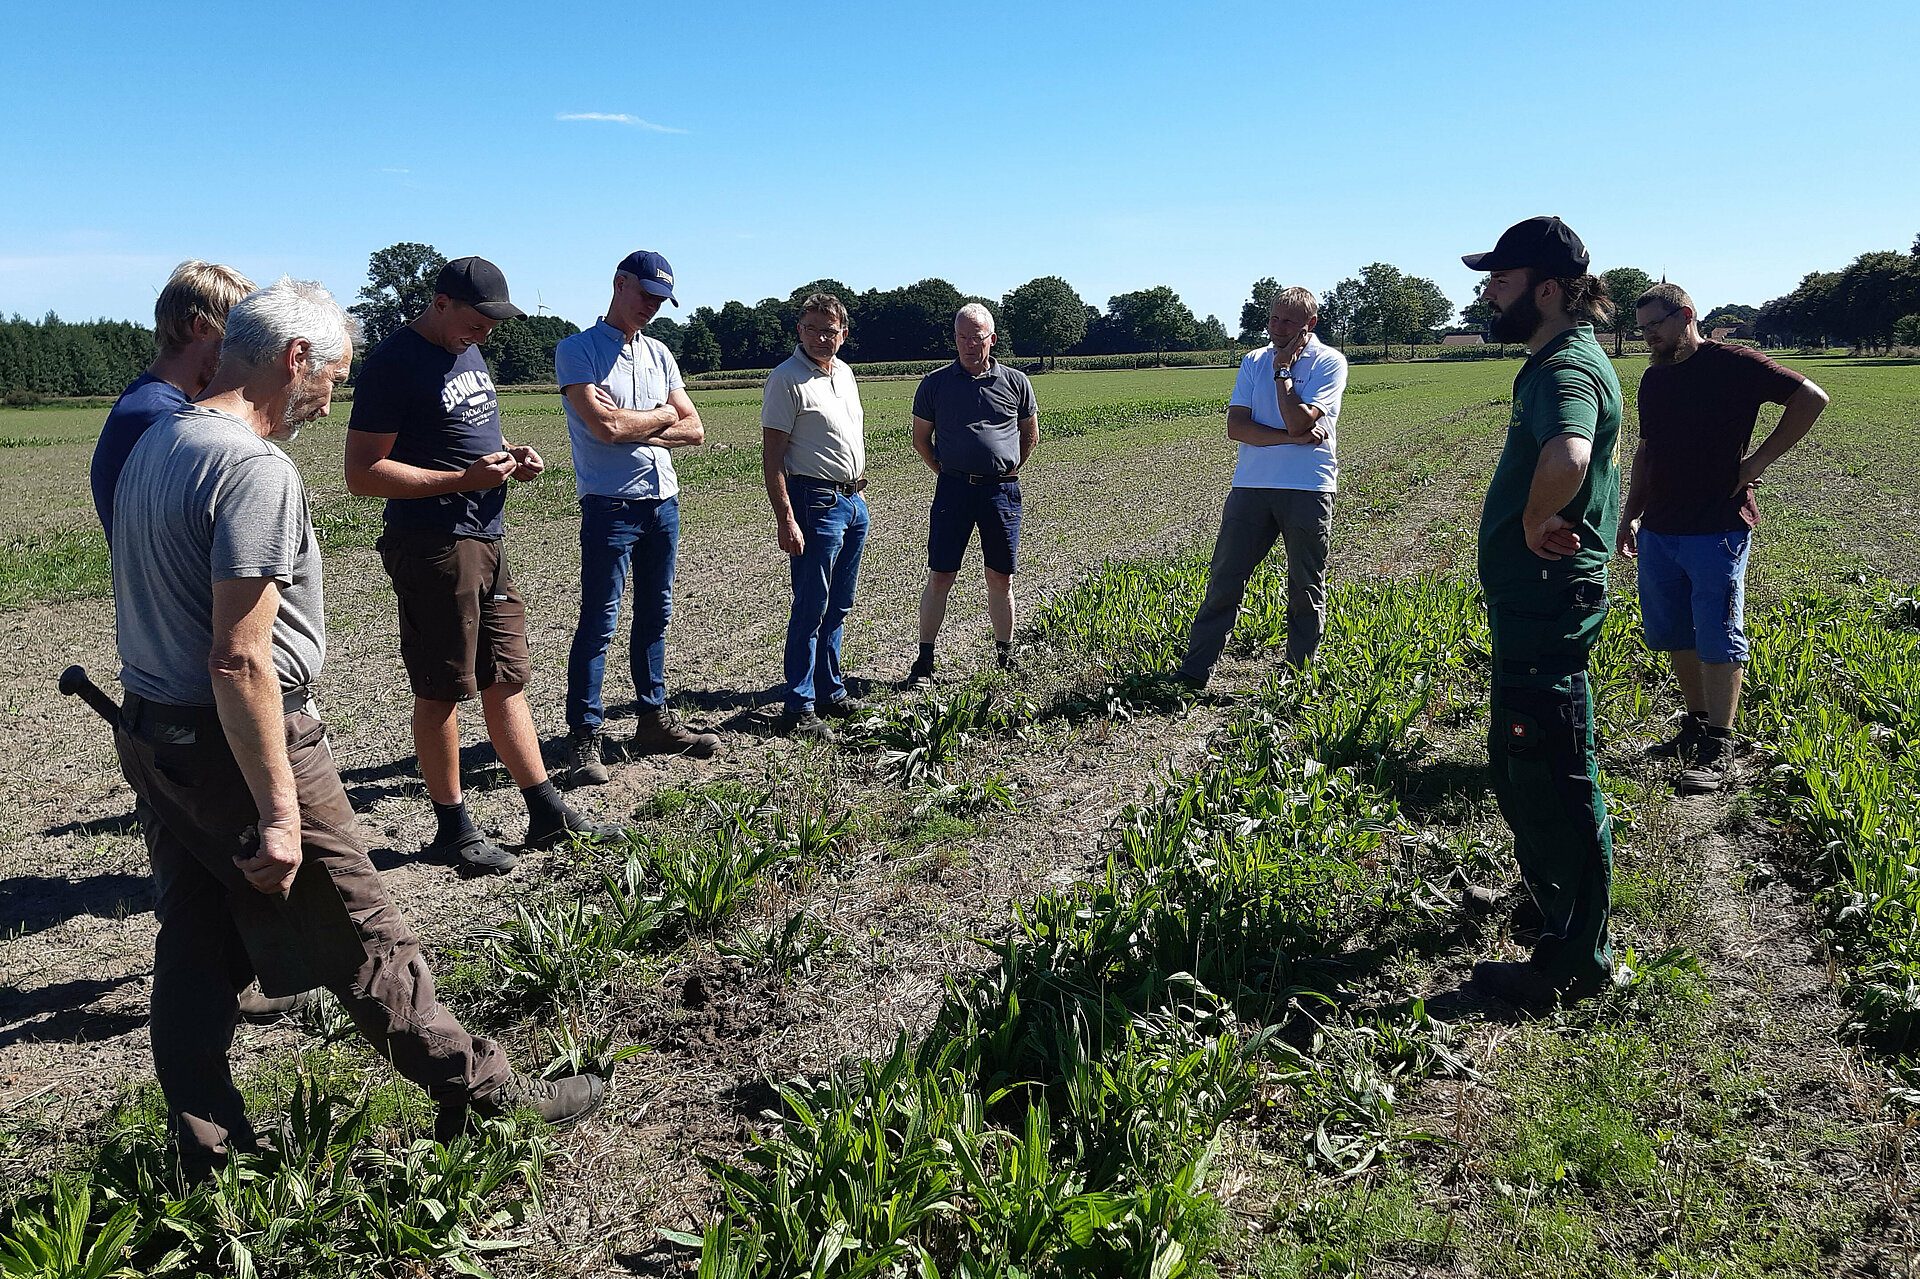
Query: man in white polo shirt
762 292 868 743
555 250 721 785
1177 285 1349 684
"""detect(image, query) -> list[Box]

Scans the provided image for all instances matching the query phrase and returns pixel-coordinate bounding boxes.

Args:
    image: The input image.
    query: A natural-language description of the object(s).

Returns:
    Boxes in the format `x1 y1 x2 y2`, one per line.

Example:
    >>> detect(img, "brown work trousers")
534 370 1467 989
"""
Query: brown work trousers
113 698 510 1167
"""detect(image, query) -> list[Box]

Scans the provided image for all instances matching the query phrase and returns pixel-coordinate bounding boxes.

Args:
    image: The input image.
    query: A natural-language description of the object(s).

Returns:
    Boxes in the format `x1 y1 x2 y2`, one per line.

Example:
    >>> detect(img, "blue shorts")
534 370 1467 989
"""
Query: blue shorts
928 472 1021 575
1637 528 1752 663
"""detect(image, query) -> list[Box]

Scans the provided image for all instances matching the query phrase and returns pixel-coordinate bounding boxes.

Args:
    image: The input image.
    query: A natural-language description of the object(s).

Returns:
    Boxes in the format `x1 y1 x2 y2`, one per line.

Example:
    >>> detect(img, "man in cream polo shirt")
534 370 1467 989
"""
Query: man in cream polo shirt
1177 285 1349 684
761 292 868 743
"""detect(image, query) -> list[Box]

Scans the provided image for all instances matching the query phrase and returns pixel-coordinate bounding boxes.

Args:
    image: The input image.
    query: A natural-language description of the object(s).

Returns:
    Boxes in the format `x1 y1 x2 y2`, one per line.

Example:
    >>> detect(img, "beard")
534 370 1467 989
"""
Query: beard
1490 289 1542 344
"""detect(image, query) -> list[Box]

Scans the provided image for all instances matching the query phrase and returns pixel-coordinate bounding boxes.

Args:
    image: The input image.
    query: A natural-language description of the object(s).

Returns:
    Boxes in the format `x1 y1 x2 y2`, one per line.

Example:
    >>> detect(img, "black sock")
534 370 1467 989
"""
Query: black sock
1702 724 1733 739
522 780 572 836
433 799 479 848
995 640 1012 666
918 642 935 665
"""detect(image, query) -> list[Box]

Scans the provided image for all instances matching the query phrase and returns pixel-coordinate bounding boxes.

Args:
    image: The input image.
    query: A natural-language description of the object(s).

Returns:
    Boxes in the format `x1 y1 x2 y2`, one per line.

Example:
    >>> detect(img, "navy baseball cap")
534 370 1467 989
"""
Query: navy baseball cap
617 250 678 305
434 256 525 320
1462 216 1591 276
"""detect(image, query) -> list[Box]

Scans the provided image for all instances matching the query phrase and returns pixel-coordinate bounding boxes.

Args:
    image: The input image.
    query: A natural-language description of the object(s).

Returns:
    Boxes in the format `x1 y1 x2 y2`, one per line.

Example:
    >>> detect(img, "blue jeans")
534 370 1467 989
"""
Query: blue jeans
1638 528 1752 663
566 494 678 730
784 477 869 712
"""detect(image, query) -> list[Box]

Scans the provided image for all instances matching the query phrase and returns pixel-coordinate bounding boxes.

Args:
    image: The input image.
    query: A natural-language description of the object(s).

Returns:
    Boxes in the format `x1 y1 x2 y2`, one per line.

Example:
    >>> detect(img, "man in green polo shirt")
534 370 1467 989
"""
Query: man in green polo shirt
1464 216 1623 1010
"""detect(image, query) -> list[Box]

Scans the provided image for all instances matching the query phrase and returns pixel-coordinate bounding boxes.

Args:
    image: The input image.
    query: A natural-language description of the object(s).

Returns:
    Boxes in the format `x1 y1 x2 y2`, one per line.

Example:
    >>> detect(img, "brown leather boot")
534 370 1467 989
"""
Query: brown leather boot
632 708 719 759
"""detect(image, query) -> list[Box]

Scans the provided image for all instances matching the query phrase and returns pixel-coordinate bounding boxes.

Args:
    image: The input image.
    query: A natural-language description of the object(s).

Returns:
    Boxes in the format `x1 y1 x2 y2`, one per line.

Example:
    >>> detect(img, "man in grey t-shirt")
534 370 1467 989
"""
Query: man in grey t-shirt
906 304 1039 684
110 278 602 1178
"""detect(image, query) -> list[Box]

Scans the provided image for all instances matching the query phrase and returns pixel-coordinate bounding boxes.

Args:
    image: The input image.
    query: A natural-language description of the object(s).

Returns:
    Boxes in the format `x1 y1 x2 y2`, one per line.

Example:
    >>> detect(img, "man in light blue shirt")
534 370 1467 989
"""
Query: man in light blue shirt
555 250 720 781
1178 286 1349 682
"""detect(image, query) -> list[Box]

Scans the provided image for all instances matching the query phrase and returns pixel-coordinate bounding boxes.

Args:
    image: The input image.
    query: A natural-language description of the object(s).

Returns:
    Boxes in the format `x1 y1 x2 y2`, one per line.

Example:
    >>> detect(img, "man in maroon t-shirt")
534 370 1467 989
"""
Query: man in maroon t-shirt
1615 282 1829 793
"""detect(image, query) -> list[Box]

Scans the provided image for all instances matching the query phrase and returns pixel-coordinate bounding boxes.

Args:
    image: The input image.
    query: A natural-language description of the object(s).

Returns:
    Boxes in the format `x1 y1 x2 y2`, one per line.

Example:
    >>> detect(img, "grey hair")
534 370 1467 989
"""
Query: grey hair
221 276 358 373
954 302 995 332
615 269 643 290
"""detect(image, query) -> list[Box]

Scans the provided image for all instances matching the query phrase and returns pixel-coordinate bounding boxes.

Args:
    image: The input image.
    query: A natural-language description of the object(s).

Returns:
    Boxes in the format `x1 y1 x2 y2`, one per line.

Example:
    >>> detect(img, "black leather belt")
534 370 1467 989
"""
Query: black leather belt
124 690 316 744
790 474 866 496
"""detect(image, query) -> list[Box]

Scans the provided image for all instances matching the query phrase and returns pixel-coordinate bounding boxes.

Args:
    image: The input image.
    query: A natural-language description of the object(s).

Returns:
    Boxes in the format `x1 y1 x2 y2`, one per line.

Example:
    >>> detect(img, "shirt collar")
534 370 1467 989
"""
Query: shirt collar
954 357 997 379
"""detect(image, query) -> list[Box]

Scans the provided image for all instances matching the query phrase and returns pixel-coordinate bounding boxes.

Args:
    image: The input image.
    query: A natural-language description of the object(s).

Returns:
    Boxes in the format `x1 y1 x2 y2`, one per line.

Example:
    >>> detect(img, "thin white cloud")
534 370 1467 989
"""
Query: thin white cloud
556 111 688 134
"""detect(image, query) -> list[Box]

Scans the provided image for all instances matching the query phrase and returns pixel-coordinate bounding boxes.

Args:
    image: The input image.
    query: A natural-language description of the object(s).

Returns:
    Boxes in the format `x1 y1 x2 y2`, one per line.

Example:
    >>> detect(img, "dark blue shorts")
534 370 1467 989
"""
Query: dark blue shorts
928 472 1021 575
1638 528 1752 663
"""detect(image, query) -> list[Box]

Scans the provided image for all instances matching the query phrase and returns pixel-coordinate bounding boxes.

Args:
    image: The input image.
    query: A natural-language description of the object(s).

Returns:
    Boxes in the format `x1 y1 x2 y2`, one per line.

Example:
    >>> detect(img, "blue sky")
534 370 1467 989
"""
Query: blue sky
4 1 1916 334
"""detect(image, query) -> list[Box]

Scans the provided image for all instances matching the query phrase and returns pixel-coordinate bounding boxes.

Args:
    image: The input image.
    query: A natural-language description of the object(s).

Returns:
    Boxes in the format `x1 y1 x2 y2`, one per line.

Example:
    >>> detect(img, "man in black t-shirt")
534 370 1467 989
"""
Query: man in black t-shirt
1616 282 1828 793
346 257 615 873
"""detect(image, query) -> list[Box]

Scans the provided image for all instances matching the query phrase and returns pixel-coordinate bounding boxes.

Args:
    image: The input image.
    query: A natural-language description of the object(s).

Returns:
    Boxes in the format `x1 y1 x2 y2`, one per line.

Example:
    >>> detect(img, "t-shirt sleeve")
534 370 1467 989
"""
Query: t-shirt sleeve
1734 347 1807 405
1016 372 1037 420
760 368 797 434
662 347 685 395
553 335 593 391
1304 352 1348 419
347 353 403 435
911 374 936 422
211 456 308 584
1530 363 1602 446
1228 355 1260 410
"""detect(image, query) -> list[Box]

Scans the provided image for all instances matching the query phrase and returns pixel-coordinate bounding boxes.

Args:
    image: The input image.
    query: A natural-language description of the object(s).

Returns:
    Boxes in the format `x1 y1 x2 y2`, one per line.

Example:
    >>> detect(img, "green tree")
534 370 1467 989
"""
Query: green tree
678 317 721 374
1107 286 1197 357
1194 314 1232 350
1001 276 1087 369
1238 277 1280 343
1596 267 1656 355
350 243 447 348
856 278 965 361
1893 314 1920 347
643 315 684 356
1318 278 1365 350
1347 263 1416 356
485 314 579 384
1402 275 1454 352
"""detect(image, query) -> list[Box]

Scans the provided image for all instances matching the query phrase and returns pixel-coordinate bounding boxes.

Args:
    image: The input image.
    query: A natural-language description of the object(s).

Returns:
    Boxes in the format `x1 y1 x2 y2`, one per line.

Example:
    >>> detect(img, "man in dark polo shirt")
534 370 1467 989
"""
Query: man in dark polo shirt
906 304 1038 684
1465 216 1623 1011
1617 282 1827 794
346 257 612 874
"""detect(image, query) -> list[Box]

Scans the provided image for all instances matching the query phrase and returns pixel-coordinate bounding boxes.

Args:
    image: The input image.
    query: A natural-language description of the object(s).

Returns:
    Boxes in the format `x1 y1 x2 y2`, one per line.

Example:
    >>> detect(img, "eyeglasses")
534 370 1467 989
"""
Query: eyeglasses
799 325 844 338
1637 309 1682 335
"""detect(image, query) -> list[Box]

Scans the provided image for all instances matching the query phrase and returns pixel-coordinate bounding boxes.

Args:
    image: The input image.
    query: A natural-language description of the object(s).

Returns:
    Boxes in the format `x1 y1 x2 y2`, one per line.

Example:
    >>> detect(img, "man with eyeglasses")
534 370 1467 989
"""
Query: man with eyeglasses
1616 282 1828 794
556 250 721 785
761 293 869 743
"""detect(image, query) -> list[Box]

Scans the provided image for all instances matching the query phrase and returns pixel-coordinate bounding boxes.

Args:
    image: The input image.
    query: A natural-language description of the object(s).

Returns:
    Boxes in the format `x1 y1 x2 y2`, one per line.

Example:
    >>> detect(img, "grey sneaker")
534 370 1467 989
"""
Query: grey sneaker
436 1071 606 1143
903 655 935 688
1646 712 1707 761
236 984 321 1023
569 728 610 787
1676 731 1738 795
429 831 518 875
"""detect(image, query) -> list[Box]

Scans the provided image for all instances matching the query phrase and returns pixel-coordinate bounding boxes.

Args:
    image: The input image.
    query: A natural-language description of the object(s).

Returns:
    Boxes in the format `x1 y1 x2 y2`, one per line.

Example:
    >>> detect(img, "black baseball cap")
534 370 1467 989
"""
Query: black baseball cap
617 250 678 306
1462 216 1591 277
434 256 525 320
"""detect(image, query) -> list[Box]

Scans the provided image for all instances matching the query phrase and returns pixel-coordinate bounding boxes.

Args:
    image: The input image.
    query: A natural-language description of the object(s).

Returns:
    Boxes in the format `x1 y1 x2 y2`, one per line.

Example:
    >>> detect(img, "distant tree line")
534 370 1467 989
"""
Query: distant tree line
0 314 153 400
633 276 1234 373
1755 235 1920 349
348 243 580 385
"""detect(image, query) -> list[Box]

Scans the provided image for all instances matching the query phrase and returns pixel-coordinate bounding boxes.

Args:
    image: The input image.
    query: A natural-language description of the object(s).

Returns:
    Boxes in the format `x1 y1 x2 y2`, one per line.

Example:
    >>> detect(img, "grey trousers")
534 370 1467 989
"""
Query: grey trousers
1180 487 1335 677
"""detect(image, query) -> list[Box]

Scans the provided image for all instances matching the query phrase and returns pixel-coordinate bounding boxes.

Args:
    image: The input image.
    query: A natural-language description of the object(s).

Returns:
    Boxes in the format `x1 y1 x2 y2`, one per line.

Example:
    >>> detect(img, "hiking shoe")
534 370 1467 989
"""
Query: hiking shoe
1646 712 1707 761
1676 730 1738 795
784 708 836 744
820 695 868 719
632 708 720 759
236 984 321 1023
526 803 624 852
903 655 935 688
430 831 518 875
568 728 610 787
436 1071 606 1143
1462 887 1545 941
1470 960 1566 1013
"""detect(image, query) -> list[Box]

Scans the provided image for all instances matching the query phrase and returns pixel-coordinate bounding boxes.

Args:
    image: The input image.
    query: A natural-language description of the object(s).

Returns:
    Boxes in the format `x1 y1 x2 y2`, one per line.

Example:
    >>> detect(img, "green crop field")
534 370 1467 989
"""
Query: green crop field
2 354 1918 1277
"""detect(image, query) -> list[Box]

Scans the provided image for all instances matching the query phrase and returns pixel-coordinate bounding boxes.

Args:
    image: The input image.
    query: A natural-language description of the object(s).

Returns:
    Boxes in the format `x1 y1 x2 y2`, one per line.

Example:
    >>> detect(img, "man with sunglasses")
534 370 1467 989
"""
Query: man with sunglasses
1617 283 1828 793
762 293 869 742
